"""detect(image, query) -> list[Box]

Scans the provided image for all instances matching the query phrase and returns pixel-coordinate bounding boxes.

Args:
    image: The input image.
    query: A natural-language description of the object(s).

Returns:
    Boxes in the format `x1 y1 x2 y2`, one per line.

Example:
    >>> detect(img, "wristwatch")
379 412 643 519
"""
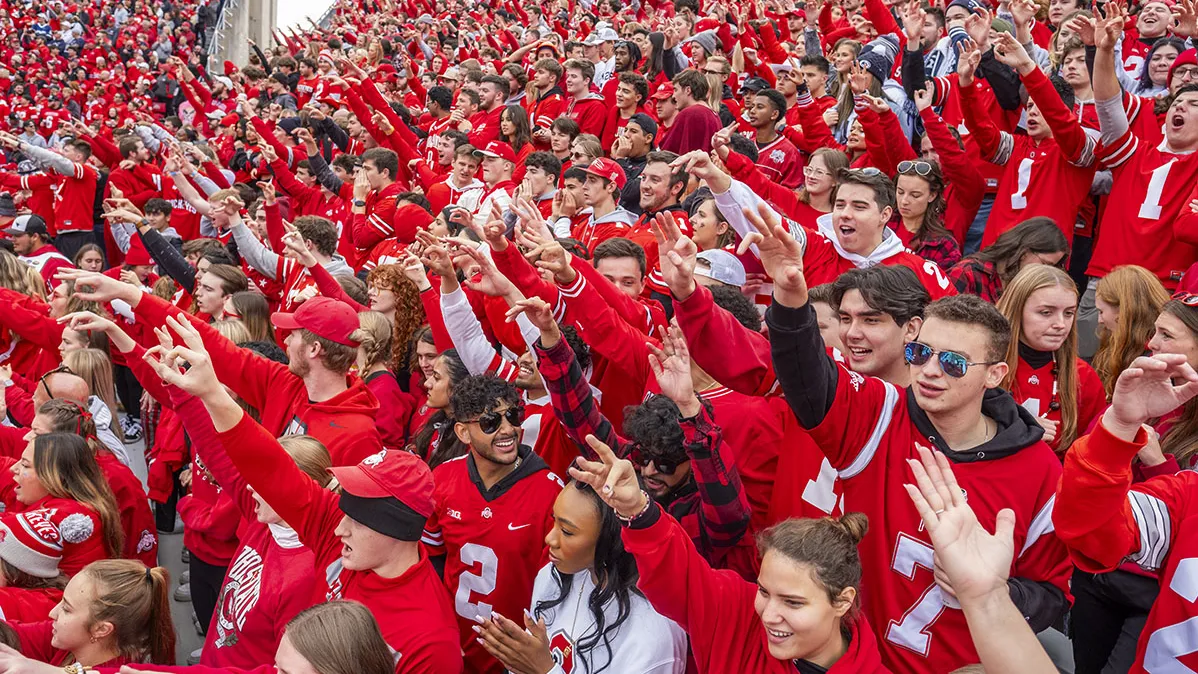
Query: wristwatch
353 199 367 207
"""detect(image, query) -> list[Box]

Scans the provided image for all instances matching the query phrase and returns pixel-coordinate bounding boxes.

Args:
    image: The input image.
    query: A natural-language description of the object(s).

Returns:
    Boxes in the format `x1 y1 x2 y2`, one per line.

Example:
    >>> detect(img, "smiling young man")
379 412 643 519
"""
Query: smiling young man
560 157 638 253
831 266 930 387
563 58 608 139
748 89 804 189
526 58 566 150
750 208 1071 674
690 151 955 300
3 214 73 292
625 151 691 296
422 374 562 674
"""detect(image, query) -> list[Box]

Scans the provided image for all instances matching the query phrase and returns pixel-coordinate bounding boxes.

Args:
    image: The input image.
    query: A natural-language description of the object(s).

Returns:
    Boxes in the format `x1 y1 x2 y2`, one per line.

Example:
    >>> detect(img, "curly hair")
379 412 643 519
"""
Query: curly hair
450 374 522 422
366 264 426 374
559 325 592 373
622 395 687 465
709 285 762 332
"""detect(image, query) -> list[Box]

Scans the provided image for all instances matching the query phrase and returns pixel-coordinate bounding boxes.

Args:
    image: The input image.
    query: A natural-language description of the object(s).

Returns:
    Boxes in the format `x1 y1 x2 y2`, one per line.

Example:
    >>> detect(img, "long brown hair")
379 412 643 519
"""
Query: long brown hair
798 149 850 206
1092 266 1170 396
996 265 1080 452
756 513 867 619
366 264 426 374
62 349 120 439
228 291 272 342
83 560 176 664
284 601 396 674
895 161 951 248
32 434 124 559
1157 300 1198 464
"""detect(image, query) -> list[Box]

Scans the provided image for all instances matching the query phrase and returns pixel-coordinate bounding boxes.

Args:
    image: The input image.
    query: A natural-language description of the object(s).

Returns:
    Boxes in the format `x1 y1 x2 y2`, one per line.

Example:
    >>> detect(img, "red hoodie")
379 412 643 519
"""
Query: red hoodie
623 505 891 673
133 293 383 466
95 452 159 568
216 414 462 673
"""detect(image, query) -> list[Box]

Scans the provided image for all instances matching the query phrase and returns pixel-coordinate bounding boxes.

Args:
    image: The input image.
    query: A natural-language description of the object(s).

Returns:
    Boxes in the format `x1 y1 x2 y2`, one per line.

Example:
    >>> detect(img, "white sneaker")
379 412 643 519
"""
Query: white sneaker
120 417 142 442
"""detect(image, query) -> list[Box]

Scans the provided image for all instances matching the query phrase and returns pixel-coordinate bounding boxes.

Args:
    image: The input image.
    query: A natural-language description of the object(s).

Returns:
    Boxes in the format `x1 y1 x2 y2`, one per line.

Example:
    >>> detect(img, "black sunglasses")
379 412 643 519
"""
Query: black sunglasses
630 447 681 475
465 405 524 434
904 341 1000 378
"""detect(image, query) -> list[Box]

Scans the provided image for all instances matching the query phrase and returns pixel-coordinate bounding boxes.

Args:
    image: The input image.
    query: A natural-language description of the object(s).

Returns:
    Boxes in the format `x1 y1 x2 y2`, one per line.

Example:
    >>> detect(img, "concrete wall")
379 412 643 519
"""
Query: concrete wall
209 0 278 75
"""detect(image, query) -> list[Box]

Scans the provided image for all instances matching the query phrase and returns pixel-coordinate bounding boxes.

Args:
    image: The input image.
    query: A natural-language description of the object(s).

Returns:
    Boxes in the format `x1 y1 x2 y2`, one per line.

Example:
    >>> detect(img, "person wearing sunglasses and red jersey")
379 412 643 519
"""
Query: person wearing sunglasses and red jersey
421 374 563 674
749 205 1070 674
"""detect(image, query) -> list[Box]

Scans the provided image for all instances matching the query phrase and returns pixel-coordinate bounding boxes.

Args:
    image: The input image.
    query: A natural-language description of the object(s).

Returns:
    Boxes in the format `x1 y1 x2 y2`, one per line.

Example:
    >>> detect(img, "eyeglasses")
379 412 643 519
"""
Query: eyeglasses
570 151 589 160
1174 66 1198 80
803 166 831 178
904 342 1000 378
630 447 681 474
702 69 727 76
1172 291 1198 306
463 405 524 434
39 364 74 401
898 160 934 176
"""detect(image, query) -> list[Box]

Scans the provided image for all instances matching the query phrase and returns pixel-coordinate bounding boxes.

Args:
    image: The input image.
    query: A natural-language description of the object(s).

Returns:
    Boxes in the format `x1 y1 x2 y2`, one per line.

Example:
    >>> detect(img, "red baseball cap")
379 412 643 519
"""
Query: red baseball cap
583 157 627 190
651 82 676 101
473 140 516 163
330 448 435 518
270 296 361 347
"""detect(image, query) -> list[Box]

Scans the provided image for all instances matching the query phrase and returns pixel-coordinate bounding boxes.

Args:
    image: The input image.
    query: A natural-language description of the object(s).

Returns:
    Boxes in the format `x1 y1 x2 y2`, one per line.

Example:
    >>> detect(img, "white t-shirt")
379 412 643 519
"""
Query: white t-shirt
530 563 687 674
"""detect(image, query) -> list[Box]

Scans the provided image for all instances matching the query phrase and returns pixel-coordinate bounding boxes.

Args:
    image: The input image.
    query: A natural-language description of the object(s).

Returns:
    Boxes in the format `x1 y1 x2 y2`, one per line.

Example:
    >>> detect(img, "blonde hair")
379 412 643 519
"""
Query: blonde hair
62 349 121 440
356 311 394 371
83 560 176 664
1092 265 1170 396
996 265 1080 452
0 251 32 294
23 266 47 300
284 601 395 674
212 318 253 346
277 435 333 488
32 433 124 560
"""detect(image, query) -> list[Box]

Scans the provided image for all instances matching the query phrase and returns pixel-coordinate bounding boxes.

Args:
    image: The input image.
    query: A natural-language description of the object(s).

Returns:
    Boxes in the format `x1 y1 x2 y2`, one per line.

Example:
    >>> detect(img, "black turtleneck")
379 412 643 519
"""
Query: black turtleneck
1018 340 1054 370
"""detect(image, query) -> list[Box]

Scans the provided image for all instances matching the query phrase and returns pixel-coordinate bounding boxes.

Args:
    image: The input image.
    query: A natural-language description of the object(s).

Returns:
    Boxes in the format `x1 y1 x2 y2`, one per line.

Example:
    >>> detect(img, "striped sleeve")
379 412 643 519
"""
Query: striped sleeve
1096 126 1139 170
1126 490 1172 571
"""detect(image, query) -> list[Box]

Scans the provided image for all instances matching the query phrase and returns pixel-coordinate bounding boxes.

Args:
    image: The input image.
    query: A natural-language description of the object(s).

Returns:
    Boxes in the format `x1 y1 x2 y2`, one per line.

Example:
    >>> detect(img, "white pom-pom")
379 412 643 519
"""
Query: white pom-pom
59 514 95 545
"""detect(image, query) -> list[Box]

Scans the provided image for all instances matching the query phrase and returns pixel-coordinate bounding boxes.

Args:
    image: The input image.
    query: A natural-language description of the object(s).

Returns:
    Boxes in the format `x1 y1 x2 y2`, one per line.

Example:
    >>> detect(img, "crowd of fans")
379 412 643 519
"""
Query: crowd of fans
0 0 1196 671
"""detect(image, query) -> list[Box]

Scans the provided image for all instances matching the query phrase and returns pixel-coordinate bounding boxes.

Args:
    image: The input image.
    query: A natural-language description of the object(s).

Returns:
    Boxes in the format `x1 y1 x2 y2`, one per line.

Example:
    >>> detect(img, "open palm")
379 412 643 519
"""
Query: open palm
1110 354 1198 428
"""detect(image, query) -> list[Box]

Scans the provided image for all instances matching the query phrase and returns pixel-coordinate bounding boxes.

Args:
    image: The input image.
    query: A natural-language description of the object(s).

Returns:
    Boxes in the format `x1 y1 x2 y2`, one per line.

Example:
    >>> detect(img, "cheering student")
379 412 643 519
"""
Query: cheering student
1055 352 1198 674
4 559 175 667
422 373 562 674
58 270 383 467
475 473 687 674
569 434 889 672
995 265 1106 452
749 202 1070 673
11 433 124 578
143 313 462 672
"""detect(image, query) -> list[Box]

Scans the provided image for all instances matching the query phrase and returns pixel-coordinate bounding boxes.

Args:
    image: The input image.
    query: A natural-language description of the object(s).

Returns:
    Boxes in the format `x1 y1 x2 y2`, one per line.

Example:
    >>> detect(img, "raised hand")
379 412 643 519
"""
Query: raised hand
672 150 731 192
956 38 983 86
55 269 140 305
1174 0 1198 38
913 82 935 112
281 231 318 268
991 32 1035 74
905 444 1015 604
737 203 807 307
1094 9 1126 50
862 93 890 114
258 141 278 163
258 180 277 206
647 323 700 417
453 243 515 297
650 210 698 301
902 0 927 42
963 6 993 45
143 314 221 399
848 62 872 94
1104 353 1198 438
1065 15 1098 45
505 296 557 335
533 240 575 285
568 434 647 518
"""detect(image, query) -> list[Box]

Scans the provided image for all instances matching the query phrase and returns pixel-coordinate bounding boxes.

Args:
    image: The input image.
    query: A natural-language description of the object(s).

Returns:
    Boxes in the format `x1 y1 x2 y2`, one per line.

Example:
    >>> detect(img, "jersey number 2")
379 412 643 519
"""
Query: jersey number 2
455 543 499 621
886 534 957 656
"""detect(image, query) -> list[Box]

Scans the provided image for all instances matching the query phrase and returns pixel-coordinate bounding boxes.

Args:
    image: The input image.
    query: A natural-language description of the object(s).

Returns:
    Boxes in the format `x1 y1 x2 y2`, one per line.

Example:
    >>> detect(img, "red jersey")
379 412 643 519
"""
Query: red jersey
963 68 1097 246
526 87 566 148
800 226 957 299
467 106 503 148
754 135 805 189
1057 422 1198 673
423 449 562 674
567 94 609 138
797 365 1070 673
51 161 99 233
18 246 74 292
295 76 321 107
1086 126 1198 288
1009 356 1107 452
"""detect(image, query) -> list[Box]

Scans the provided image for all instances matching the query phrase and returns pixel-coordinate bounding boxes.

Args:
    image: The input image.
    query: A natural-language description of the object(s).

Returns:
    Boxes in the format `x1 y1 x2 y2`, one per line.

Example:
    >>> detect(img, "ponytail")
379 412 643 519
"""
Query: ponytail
83 560 177 664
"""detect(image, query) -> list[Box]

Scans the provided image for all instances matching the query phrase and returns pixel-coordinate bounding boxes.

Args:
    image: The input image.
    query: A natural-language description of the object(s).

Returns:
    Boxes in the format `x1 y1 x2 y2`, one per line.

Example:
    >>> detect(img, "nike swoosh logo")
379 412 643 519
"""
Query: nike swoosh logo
507 523 531 531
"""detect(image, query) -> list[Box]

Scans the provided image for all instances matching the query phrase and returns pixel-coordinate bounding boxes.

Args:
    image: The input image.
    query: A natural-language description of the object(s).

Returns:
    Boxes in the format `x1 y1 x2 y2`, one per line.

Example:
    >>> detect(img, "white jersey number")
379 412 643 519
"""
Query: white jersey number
455 543 499 621
921 261 951 290
1143 557 1198 672
1011 157 1034 210
1139 160 1176 220
886 533 958 656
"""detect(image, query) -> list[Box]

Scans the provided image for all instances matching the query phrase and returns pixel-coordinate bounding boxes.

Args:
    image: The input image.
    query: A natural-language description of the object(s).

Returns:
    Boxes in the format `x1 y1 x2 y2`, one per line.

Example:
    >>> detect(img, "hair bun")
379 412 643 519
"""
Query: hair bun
835 512 869 545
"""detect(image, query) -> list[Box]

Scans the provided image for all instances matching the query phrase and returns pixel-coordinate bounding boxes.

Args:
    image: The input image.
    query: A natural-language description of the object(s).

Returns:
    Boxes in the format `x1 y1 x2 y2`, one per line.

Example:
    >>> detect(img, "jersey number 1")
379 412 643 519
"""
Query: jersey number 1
455 543 499 621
